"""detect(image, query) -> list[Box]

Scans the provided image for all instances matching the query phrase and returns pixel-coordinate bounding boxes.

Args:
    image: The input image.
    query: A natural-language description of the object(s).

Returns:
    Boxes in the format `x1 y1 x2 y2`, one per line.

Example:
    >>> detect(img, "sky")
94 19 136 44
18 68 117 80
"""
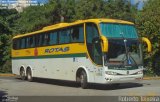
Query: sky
130 0 148 9
37 0 48 3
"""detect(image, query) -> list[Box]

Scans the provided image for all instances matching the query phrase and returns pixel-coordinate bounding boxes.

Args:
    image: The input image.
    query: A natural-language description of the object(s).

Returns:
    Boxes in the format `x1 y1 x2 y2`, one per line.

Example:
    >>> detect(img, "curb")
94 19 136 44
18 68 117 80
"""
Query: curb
143 77 160 80
0 74 16 77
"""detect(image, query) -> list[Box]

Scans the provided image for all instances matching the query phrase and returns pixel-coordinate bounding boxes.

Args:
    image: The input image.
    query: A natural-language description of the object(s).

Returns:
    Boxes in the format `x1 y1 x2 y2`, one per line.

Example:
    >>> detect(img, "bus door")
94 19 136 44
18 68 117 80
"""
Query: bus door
86 23 103 82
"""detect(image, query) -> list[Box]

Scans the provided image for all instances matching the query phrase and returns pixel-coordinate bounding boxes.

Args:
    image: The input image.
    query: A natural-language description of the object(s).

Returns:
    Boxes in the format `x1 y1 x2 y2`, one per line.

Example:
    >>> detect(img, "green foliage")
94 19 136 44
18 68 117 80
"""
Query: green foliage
13 6 52 34
136 0 160 76
0 34 12 71
73 0 105 20
0 60 12 73
0 9 16 73
103 0 138 22
47 0 137 22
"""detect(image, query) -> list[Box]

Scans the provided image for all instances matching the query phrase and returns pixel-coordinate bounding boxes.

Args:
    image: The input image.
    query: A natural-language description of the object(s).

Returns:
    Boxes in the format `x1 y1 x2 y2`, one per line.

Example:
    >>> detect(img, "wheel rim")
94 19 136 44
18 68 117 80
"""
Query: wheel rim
80 74 84 84
27 71 31 80
20 70 25 79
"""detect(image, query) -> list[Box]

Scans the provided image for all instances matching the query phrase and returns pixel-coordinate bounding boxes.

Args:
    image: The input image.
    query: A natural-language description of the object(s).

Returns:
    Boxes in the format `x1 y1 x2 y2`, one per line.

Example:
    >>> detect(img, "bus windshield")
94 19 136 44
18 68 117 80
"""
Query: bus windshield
100 23 142 67
100 23 138 38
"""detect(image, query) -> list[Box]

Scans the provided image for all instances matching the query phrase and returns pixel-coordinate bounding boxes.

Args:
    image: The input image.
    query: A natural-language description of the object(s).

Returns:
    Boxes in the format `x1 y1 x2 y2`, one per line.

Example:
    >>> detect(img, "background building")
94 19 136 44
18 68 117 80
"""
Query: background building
0 0 44 12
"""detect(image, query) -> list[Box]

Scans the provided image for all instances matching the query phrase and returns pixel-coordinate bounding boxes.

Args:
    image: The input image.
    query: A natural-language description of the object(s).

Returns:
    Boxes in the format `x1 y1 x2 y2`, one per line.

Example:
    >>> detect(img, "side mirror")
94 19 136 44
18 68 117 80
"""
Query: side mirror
142 37 152 52
100 36 108 53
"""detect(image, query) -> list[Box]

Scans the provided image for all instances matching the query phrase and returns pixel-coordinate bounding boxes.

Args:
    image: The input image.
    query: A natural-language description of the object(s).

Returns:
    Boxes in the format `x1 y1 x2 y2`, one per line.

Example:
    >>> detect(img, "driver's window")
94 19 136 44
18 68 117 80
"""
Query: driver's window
86 23 99 43
86 23 102 65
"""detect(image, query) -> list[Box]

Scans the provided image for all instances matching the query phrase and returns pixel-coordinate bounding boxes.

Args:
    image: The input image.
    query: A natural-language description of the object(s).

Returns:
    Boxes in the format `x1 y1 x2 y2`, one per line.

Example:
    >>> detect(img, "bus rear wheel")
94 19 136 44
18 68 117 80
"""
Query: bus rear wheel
20 68 25 80
27 68 33 82
112 83 120 88
80 71 88 89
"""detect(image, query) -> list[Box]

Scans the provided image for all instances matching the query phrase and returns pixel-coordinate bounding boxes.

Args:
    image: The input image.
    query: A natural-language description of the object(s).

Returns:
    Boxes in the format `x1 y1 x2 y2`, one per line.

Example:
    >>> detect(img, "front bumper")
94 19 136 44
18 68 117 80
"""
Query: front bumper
104 74 143 84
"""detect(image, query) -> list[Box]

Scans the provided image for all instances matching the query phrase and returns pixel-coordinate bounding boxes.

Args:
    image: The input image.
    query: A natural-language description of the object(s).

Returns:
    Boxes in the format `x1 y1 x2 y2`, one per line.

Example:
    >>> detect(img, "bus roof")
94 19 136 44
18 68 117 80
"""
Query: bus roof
13 18 134 39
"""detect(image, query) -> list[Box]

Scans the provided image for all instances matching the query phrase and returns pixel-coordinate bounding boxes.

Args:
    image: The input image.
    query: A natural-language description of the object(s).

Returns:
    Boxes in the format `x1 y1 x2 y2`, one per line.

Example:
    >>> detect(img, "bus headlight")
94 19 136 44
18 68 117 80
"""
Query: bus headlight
137 70 143 74
105 71 118 75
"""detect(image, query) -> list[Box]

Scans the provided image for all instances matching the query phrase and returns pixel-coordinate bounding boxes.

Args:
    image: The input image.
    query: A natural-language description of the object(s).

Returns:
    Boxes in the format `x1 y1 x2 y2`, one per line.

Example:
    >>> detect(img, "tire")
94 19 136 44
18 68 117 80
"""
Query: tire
20 68 26 80
112 83 120 88
27 68 33 82
80 71 88 89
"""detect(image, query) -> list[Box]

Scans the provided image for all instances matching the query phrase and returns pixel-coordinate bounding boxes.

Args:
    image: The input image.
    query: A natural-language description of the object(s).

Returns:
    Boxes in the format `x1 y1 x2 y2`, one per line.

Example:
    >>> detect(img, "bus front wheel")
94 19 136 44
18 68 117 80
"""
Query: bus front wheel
80 71 88 89
27 68 33 82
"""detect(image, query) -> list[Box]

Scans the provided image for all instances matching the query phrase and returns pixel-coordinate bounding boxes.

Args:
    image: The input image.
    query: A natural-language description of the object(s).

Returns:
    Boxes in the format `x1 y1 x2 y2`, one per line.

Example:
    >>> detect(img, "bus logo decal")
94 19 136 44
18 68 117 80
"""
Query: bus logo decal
26 50 31 55
45 47 70 53
34 48 38 56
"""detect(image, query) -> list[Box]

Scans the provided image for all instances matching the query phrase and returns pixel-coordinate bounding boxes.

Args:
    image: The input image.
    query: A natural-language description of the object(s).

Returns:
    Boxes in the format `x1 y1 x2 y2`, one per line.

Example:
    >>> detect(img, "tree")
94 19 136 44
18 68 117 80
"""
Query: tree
73 0 105 20
48 0 137 22
136 0 160 76
0 9 17 72
103 0 138 22
0 34 12 73
13 5 52 34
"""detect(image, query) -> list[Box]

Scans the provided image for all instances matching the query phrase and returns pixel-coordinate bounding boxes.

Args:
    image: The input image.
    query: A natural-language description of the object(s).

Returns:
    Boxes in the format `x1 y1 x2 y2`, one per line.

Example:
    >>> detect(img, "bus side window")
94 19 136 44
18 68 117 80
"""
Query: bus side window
29 36 35 47
71 27 79 42
36 34 40 47
26 36 35 48
78 25 84 42
71 25 84 43
39 34 44 46
59 28 71 44
17 39 20 49
26 37 29 48
20 38 26 49
44 33 50 46
50 31 58 45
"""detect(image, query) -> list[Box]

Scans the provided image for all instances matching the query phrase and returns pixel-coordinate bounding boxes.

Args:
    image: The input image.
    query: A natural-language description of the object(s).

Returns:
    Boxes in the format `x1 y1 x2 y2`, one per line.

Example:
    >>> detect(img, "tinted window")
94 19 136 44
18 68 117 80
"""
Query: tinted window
13 39 20 50
58 24 84 44
36 34 40 47
100 23 138 38
20 38 26 49
36 34 44 47
86 23 102 65
36 31 58 46
59 28 71 44
13 24 84 49
86 23 99 43
26 36 35 48
71 25 84 42
49 31 58 45
43 33 50 46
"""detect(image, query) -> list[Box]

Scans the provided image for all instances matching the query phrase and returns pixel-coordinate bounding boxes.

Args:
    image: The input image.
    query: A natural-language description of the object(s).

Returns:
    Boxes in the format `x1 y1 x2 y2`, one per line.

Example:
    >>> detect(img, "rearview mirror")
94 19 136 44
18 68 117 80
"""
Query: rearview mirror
142 37 152 52
100 36 108 53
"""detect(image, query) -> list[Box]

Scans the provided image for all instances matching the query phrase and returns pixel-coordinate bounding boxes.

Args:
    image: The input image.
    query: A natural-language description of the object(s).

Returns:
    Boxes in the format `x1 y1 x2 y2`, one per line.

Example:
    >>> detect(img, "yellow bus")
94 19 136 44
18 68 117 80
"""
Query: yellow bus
12 19 151 89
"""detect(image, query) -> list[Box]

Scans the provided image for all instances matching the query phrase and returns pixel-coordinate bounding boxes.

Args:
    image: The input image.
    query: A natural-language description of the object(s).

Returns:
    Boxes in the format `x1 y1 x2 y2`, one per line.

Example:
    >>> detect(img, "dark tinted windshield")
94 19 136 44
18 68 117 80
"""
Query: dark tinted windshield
106 39 142 66
100 23 138 38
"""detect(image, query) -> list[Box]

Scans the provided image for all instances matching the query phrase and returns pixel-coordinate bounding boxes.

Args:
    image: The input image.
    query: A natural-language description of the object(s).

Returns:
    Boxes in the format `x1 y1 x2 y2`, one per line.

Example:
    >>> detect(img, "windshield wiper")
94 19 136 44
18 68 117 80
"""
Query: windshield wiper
120 33 130 66
128 53 138 67
120 34 139 67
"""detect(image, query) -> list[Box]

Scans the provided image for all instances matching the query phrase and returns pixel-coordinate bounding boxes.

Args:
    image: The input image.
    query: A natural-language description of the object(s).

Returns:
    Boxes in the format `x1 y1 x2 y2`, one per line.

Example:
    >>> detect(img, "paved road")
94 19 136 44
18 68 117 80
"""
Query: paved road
0 76 160 96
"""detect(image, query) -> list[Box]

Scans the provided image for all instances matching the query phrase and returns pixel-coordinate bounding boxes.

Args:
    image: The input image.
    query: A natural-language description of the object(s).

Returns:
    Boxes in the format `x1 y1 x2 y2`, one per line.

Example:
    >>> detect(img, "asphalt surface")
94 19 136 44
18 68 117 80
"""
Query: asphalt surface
0 76 160 102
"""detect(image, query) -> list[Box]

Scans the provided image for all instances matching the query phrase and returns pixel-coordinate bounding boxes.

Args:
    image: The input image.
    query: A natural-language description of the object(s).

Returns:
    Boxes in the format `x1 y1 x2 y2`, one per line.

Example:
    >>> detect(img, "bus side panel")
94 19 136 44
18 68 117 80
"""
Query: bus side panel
12 56 99 83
